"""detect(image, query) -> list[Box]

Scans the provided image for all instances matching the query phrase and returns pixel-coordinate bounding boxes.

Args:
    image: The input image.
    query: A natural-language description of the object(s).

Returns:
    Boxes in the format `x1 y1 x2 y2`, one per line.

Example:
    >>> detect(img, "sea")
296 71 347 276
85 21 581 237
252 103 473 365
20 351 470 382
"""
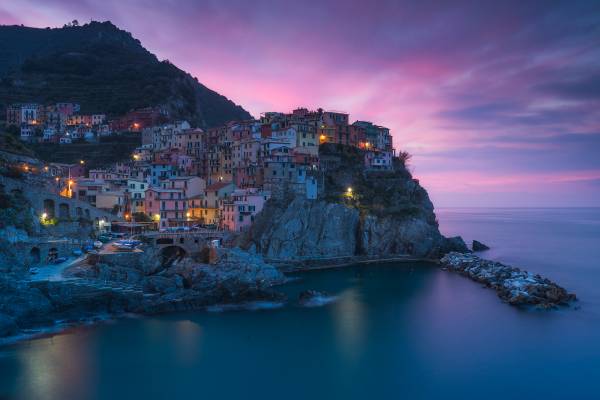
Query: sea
1 208 599 399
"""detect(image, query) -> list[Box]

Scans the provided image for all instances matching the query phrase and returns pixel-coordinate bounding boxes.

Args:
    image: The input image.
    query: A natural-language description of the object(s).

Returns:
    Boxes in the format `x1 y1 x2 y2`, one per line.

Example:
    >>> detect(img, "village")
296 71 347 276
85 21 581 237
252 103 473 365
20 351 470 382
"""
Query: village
7 103 395 233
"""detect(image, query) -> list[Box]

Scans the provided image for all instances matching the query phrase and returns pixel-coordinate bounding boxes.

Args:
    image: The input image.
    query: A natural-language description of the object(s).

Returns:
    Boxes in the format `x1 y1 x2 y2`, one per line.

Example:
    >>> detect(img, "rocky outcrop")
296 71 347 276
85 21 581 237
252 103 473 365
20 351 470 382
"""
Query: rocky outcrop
240 145 468 261
0 247 286 340
0 313 18 337
297 290 336 307
440 252 576 308
0 278 53 325
244 196 360 259
360 214 467 258
472 240 490 251
242 196 467 261
67 247 286 313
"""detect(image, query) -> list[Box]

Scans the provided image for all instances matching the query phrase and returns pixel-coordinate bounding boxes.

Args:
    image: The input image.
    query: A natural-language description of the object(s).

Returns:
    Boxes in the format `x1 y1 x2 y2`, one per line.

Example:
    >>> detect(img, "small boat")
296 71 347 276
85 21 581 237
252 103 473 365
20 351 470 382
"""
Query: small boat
112 240 138 251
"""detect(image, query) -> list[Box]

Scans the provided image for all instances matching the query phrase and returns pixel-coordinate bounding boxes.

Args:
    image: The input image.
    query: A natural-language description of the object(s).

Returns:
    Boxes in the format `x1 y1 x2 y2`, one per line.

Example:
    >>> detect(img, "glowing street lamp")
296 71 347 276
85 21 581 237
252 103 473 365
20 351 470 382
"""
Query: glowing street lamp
41 212 48 219
79 160 85 165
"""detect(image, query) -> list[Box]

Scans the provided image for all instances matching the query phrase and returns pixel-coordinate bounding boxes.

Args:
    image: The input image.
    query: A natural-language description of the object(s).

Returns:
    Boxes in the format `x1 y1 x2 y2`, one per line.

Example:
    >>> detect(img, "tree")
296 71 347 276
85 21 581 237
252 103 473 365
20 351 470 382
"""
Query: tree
397 150 412 166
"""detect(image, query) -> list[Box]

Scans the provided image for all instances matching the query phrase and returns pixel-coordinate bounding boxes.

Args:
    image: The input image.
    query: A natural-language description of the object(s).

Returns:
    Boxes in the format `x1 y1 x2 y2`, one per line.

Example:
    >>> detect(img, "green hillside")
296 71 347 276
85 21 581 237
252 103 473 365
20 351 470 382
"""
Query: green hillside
0 21 252 128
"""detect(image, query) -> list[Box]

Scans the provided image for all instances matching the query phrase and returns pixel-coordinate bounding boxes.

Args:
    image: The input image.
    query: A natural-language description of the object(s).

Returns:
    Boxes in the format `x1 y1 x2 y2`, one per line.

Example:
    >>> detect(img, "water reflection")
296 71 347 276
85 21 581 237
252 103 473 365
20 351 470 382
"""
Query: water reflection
173 320 202 365
16 332 94 399
332 288 367 364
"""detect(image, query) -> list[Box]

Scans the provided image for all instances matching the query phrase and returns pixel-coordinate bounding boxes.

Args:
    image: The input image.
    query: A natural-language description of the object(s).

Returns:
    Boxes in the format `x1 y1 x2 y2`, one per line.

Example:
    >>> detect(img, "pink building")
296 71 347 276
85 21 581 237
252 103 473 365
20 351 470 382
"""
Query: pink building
159 176 205 198
145 187 187 229
220 188 270 232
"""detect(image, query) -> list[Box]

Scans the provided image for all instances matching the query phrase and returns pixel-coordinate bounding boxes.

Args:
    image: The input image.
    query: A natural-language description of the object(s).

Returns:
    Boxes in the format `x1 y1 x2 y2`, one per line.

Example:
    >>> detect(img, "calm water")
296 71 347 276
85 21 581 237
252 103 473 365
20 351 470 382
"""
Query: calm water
1 208 600 399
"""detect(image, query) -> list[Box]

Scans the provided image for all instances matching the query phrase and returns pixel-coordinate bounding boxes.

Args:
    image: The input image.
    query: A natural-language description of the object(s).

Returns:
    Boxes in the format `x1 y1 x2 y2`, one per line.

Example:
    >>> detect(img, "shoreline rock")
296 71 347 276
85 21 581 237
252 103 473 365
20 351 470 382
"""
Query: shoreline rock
472 240 490 251
440 252 576 308
0 247 287 343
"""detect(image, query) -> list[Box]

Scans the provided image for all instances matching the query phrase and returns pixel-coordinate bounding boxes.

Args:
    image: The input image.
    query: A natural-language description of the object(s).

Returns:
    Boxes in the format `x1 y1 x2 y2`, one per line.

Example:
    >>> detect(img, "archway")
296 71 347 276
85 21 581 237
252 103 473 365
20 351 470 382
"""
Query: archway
29 247 41 265
43 199 55 218
76 207 82 217
48 247 58 262
58 203 70 219
159 246 187 268
84 209 90 219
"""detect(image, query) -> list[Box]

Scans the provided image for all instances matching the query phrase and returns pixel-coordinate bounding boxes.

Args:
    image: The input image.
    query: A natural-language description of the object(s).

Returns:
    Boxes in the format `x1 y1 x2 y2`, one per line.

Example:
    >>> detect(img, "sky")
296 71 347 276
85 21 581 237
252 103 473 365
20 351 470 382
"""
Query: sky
1 0 600 207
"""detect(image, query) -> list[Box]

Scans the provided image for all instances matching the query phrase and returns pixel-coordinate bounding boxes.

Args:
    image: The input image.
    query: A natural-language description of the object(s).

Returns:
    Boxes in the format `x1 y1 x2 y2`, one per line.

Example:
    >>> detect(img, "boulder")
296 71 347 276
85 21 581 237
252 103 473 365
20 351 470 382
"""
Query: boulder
472 240 490 251
142 276 179 294
0 313 18 337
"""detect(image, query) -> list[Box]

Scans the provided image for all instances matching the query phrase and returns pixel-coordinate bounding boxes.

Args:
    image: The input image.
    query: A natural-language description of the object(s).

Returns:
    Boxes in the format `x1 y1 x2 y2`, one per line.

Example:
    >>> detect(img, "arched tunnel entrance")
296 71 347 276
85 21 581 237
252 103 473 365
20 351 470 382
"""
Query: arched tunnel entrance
48 247 58 263
29 247 41 265
159 246 187 268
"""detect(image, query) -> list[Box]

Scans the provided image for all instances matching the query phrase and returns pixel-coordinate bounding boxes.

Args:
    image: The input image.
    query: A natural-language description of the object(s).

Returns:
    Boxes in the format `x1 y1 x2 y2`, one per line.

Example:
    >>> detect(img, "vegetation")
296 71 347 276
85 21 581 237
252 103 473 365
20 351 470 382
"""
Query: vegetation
0 128 36 157
0 21 252 128
0 186 34 234
319 143 429 220
29 133 141 168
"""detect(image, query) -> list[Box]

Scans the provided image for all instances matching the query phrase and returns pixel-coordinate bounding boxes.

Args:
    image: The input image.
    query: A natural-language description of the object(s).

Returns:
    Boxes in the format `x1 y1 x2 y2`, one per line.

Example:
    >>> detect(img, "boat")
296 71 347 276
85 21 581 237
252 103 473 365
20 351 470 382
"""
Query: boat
112 240 140 251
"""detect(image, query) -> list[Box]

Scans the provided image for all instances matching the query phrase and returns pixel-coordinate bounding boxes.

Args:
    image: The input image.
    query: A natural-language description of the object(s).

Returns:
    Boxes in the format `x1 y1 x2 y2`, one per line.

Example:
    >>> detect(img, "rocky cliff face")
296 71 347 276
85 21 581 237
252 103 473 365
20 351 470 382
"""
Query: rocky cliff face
241 144 467 260
245 197 360 259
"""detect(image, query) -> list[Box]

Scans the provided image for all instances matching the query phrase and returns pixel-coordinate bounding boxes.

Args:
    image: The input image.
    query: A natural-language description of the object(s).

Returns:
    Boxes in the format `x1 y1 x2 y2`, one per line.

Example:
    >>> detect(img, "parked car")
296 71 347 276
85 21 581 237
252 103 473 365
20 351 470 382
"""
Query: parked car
72 249 83 256
29 267 40 275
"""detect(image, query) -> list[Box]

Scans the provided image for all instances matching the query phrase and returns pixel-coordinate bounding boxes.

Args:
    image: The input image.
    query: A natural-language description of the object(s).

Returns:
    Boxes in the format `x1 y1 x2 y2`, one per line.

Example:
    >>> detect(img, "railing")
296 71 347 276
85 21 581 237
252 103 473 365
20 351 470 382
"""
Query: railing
143 229 225 237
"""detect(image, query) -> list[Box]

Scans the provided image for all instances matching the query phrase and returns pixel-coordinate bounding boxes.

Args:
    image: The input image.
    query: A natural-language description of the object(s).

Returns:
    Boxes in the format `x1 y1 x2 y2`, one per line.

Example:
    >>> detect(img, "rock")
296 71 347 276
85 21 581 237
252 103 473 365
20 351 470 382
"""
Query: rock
142 276 179 294
0 313 18 337
244 197 360 259
472 240 490 251
441 236 470 254
241 194 465 260
440 252 576 307
0 278 53 321
298 290 336 307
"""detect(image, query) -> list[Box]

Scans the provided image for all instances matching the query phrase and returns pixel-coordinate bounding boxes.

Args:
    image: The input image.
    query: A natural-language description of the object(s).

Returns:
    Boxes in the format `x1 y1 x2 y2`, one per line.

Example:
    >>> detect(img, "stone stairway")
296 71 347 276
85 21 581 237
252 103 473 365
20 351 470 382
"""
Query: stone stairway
60 278 158 300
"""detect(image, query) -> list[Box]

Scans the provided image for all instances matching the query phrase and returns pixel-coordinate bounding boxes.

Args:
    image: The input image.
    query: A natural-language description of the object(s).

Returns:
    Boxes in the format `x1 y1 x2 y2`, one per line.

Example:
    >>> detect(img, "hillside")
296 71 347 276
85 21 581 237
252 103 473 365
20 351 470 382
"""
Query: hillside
0 21 252 128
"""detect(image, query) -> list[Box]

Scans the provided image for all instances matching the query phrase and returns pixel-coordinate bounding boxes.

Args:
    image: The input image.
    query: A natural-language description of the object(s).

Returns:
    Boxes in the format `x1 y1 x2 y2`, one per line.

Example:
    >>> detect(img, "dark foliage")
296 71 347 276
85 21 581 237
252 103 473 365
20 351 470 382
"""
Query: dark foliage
0 21 251 127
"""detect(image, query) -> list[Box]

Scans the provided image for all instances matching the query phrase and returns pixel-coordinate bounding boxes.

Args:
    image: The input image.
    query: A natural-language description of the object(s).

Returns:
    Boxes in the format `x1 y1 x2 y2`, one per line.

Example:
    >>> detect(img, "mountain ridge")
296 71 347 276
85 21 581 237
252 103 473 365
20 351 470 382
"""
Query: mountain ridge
0 21 252 128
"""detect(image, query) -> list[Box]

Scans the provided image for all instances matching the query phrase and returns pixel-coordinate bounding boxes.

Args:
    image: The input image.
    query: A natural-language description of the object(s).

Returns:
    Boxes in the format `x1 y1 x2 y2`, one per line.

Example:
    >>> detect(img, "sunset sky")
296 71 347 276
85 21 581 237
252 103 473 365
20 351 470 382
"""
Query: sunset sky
2 0 599 207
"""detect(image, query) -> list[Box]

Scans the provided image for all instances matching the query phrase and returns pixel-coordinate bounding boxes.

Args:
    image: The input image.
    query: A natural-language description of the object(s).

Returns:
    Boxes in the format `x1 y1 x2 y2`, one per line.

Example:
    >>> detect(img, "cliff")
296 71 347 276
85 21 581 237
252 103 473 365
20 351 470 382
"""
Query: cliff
0 21 252 127
240 144 467 261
